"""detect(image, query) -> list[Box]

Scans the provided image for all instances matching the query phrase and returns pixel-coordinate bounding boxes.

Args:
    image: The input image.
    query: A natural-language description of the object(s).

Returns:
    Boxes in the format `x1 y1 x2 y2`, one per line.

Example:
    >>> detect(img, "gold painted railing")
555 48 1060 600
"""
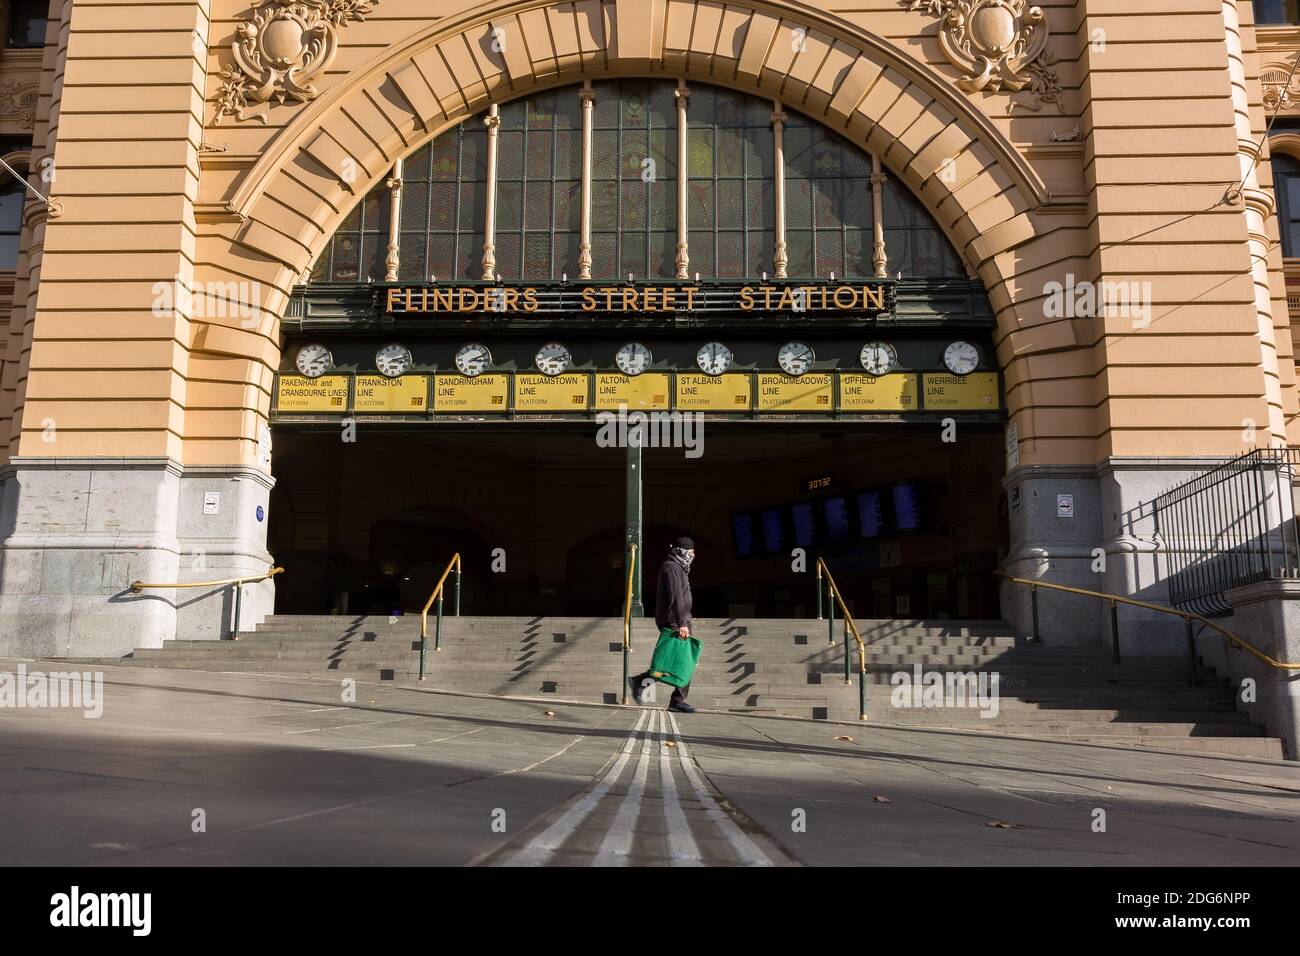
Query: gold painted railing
418 553 462 680
998 572 1300 675
814 557 868 720
129 565 283 640
621 544 637 704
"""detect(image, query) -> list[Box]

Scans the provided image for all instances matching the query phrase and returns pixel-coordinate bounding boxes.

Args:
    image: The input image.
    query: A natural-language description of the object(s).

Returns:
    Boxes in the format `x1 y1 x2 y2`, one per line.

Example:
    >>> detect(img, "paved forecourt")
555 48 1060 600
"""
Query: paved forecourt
0 661 1297 866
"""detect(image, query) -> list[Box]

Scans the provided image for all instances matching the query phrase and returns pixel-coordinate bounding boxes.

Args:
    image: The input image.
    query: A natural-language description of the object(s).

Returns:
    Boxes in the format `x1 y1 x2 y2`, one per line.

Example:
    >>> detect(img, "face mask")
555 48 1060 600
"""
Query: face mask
671 546 694 571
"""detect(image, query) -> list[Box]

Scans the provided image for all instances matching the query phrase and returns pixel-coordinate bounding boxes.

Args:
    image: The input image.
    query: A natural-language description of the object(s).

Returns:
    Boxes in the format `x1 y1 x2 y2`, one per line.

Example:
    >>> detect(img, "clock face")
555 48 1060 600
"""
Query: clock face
375 343 413 378
860 342 898 376
615 342 652 376
455 343 492 377
777 341 815 376
535 342 571 376
944 341 980 376
696 342 733 376
295 343 333 379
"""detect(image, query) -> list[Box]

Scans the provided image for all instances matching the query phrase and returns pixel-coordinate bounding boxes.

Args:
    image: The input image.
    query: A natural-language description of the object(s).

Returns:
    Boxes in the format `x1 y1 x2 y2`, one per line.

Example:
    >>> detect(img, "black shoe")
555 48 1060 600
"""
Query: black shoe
627 676 643 705
668 700 696 714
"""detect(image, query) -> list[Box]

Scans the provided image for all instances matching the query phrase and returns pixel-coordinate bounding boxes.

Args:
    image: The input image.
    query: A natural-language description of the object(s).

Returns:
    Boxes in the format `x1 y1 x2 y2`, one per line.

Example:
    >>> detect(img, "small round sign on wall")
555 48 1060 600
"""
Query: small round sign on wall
255 506 265 523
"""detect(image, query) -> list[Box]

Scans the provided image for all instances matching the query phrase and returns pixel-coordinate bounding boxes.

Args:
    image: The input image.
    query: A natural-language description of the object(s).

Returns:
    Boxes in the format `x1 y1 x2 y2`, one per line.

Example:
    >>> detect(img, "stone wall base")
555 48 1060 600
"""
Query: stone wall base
0 458 274 657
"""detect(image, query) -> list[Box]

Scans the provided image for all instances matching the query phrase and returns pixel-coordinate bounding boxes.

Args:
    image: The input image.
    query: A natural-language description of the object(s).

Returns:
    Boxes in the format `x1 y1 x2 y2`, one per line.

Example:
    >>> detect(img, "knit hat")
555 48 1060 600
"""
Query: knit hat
673 536 695 550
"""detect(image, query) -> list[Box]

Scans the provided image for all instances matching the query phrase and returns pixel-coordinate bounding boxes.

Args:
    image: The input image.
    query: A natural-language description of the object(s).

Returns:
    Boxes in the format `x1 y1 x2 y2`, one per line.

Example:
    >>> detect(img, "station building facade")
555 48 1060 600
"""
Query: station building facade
1 0 1300 664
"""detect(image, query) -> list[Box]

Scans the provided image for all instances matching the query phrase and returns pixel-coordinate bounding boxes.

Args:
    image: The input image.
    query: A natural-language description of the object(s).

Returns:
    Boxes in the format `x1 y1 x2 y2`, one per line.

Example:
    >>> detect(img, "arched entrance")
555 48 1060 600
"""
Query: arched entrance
267 75 1010 620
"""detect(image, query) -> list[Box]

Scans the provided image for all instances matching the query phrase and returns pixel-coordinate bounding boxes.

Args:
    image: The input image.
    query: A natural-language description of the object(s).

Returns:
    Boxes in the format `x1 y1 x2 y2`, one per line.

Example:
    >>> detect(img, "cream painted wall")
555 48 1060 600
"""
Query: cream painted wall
0 0 1293 472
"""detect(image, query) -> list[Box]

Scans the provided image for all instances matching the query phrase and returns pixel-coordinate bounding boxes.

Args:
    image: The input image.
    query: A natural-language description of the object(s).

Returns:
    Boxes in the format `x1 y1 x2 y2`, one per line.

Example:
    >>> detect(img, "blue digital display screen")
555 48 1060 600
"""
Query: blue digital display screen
857 489 884 539
892 482 923 532
791 501 817 548
732 512 756 558
822 496 850 543
761 507 786 553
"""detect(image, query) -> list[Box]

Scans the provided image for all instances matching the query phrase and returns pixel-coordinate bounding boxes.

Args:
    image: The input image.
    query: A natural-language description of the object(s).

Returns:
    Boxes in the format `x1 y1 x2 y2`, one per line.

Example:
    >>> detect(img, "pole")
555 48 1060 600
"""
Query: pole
230 583 242 641
1030 585 1040 644
453 565 461 616
435 594 444 653
626 441 644 617
1109 600 1121 664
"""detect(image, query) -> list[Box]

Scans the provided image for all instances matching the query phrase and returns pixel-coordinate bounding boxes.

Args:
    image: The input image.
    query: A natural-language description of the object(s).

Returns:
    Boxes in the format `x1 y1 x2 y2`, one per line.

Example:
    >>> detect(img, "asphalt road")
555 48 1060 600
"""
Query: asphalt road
1 661 1297 866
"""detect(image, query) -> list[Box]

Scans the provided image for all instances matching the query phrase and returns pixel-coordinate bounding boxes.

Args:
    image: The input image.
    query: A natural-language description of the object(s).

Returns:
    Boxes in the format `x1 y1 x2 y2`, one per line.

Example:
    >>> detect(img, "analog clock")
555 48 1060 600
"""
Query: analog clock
535 342 571 376
295 343 333 379
615 342 653 376
777 341 815 376
860 342 898 376
943 341 980 376
375 343 413 378
455 343 492 377
696 342 733 376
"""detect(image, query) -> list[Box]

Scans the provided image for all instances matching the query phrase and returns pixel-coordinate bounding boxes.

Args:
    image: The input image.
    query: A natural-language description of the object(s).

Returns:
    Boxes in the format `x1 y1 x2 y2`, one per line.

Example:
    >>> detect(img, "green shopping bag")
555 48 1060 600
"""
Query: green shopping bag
648 626 702 688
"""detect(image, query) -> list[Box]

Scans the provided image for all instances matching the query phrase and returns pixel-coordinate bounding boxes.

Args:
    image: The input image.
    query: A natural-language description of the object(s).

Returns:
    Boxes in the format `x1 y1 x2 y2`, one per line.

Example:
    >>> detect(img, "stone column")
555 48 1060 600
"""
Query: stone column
1224 580 1300 759
481 104 501 280
674 80 689 280
578 82 594 280
771 104 788 279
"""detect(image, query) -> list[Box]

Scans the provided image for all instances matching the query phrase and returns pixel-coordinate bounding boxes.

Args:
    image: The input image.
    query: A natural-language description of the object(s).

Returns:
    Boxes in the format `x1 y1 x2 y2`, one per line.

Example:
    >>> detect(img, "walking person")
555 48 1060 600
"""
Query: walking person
629 537 700 713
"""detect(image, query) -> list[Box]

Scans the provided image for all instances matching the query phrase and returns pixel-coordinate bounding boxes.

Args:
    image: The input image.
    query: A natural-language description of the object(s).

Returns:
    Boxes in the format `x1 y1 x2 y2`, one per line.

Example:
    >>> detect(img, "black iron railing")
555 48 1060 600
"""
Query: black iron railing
1153 447 1300 616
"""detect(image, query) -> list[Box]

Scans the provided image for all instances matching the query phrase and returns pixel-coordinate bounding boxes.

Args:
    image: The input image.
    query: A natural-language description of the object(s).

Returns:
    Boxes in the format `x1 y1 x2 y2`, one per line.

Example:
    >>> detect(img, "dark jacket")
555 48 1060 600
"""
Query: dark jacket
654 557 693 632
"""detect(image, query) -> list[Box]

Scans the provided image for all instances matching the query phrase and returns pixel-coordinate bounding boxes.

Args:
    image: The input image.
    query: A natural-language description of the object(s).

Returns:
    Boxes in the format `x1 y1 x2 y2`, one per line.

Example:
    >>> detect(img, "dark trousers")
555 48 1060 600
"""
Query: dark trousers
635 671 689 705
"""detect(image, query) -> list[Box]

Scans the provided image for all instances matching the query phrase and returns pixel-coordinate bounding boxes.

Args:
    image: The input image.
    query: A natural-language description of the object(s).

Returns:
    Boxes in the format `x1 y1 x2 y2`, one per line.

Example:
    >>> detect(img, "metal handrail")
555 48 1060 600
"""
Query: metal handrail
129 565 283 641
814 558 868 720
998 572 1300 673
129 566 283 592
621 544 637 704
418 553 462 680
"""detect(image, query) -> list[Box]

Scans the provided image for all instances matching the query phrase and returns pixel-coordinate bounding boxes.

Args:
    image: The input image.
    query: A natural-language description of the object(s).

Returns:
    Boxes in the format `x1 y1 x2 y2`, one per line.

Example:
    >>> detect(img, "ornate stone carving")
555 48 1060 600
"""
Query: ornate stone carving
213 1 377 125
0 80 37 129
1262 63 1300 114
906 0 1061 112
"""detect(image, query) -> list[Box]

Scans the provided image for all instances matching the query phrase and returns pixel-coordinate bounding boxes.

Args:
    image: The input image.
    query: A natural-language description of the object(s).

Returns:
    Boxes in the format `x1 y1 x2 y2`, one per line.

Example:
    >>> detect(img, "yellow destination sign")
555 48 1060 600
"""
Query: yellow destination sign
594 373 671 410
922 372 1001 411
839 373 919 411
354 375 429 412
514 373 590 411
675 373 752 411
277 375 348 413
432 373 508 413
758 373 833 411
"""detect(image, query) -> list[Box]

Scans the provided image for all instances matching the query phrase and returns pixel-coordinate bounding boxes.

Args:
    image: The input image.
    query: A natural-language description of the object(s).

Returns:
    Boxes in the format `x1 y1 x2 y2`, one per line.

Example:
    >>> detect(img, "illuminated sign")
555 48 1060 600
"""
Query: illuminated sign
757 373 833 411
594 373 671 410
839 373 919 411
353 375 429 412
921 372 1000 410
383 281 890 316
514 373 590 411
674 373 752 411
433 373 509 413
277 375 348 412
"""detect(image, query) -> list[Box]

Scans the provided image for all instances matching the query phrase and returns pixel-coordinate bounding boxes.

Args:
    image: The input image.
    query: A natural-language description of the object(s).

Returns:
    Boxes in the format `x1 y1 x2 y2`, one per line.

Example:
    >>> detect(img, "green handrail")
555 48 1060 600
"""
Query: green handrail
814 558 868 720
621 543 637 704
418 553 462 681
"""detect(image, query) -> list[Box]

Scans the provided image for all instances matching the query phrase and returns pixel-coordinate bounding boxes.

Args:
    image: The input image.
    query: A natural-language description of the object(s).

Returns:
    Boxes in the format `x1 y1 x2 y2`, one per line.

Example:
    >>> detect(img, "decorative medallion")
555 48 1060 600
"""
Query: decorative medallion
213 0 377 125
906 0 1062 113
0 80 37 129
1263 63 1300 115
